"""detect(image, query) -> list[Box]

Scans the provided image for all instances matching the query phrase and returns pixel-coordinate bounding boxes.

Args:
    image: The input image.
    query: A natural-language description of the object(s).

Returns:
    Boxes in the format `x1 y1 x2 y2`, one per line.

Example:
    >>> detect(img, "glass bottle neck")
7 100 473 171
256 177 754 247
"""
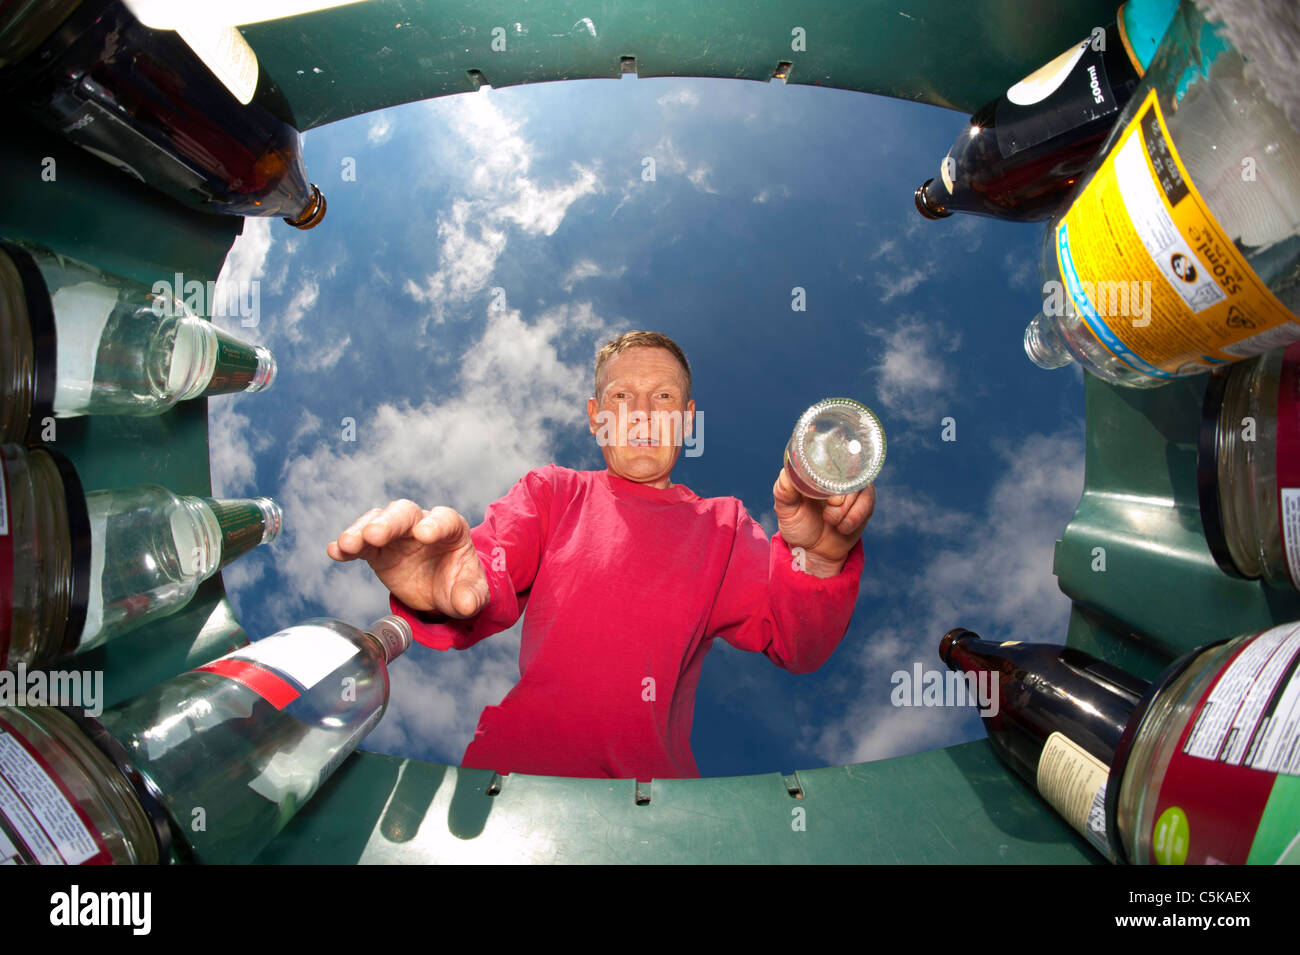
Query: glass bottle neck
200 496 282 568
1024 313 1075 369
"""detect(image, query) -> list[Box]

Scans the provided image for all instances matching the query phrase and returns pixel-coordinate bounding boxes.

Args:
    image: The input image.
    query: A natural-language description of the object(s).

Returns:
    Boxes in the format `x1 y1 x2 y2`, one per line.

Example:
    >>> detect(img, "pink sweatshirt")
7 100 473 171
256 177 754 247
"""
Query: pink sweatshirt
389 464 864 780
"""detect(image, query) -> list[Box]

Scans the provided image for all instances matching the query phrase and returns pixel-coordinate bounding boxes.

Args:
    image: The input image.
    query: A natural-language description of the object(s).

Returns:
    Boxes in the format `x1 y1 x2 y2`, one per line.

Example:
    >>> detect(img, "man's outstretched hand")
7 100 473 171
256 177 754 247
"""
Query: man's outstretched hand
326 500 489 617
772 465 875 577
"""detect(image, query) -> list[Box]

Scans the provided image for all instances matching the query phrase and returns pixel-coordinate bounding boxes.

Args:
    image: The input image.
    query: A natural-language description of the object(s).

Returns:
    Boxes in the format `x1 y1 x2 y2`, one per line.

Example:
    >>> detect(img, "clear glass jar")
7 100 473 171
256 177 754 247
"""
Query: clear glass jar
1113 623 1300 864
1024 0 1300 386
1199 347 1300 587
1 444 81 669
783 398 886 499
0 705 159 864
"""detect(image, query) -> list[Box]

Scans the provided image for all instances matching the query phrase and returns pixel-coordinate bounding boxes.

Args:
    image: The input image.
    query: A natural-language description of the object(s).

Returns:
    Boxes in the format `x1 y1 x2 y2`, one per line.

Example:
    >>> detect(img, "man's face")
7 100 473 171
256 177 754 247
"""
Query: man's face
586 346 695 489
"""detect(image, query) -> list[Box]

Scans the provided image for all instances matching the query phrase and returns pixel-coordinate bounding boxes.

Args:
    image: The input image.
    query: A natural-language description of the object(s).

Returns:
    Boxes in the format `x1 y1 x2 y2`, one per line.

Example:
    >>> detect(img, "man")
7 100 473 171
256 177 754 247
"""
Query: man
326 330 874 780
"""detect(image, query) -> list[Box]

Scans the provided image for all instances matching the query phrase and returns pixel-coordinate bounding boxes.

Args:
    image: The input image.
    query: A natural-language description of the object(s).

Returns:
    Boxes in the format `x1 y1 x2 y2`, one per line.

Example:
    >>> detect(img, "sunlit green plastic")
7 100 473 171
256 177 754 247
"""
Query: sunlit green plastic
242 0 1121 129
1 0 1222 864
1056 375 1300 684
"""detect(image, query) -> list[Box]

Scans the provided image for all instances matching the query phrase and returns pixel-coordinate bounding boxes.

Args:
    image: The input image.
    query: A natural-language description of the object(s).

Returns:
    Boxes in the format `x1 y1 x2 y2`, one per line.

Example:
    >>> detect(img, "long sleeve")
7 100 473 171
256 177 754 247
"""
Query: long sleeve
388 466 554 651
705 510 865 673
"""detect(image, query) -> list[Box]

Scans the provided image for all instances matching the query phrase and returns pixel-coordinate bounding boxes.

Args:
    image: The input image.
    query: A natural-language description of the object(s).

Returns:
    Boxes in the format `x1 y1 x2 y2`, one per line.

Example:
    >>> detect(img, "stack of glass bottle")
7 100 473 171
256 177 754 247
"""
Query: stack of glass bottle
0 1 402 866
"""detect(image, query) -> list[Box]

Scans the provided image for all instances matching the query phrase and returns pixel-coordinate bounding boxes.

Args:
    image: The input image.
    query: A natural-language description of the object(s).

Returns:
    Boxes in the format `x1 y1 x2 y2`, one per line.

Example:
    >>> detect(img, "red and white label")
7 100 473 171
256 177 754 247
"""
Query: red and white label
0 716 112 865
1183 623 1300 773
195 626 358 709
1147 625 1300 863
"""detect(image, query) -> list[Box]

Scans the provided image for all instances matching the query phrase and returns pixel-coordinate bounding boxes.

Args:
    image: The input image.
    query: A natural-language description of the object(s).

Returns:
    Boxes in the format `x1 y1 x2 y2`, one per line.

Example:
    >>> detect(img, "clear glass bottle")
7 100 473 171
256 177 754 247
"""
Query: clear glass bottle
783 398 885 499
1197 344 1300 588
97 616 413 864
1 443 282 668
0 705 164 864
0 239 276 444
1023 0 1300 387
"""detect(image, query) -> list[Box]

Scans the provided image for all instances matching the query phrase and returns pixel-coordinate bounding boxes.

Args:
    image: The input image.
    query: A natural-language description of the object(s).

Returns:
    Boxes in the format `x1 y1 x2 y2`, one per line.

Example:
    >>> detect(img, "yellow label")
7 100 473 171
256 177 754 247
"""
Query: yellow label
1054 89 1300 379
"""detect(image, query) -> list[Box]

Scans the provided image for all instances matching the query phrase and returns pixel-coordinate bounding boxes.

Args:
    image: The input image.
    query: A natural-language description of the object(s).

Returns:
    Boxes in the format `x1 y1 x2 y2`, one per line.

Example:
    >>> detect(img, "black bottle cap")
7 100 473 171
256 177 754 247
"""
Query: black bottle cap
1195 369 1248 579
0 239 57 442
56 706 177 865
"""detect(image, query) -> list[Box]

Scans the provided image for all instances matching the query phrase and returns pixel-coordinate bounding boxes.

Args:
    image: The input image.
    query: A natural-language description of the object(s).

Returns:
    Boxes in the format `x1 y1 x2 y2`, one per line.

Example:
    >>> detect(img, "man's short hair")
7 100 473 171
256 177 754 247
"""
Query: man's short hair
593 331 692 403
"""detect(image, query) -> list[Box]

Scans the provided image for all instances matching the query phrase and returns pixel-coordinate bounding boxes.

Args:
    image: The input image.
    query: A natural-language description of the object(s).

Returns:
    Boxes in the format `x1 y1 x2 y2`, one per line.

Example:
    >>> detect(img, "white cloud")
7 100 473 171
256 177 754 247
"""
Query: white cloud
208 404 258 497
875 264 933 303
281 279 320 343
865 481 976 538
304 333 352 372
367 113 394 146
812 428 1086 765
864 314 961 429
656 88 699 109
560 257 627 292
288 409 322 451
1004 248 1034 289
498 163 600 236
213 218 273 326
652 136 717 194
403 94 601 328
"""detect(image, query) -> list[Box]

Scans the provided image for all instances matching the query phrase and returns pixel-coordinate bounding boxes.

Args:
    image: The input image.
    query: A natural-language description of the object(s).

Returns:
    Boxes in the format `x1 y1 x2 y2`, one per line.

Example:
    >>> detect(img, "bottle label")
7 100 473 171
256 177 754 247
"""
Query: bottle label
1146 623 1300 864
999 35 1119 156
195 626 360 710
49 282 120 417
1276 342 1300 589
0 453 12 668
1037 731 1112 858
1053 89 1300 378
1005 40 1088 106
200 328 261 397
167 17 259 106
0 715 113 865
204 498 267 567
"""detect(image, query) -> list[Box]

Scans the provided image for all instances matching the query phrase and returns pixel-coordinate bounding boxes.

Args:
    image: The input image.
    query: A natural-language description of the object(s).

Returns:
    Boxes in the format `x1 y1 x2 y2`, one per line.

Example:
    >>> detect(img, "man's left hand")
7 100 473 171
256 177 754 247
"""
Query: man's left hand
772 465 875 577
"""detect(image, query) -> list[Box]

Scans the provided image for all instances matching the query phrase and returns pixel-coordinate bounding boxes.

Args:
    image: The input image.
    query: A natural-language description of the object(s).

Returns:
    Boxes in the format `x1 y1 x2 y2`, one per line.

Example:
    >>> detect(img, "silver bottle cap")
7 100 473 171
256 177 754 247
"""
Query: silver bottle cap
366 614 413 663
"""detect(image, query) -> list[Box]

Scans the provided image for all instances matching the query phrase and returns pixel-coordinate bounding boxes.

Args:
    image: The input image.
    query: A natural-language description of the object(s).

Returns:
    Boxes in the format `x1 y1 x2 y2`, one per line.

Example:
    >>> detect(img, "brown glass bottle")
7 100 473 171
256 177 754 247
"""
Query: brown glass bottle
939 628 1148 860
0 0 325 227
915 20 1142 223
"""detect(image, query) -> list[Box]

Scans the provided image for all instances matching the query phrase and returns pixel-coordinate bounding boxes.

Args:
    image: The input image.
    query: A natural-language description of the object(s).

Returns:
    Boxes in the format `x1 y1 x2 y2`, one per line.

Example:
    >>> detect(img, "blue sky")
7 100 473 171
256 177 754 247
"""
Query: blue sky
208 71 1087 777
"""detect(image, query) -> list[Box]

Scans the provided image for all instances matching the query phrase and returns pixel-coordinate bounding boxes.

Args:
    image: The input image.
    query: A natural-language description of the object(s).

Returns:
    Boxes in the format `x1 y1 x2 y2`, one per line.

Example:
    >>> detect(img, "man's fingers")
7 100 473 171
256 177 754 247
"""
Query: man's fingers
328 539 378 563
448 576 489 618
333 507 385 556
823 485 875 533
360 499 425 548
413 506 468 546
773 467 800 506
